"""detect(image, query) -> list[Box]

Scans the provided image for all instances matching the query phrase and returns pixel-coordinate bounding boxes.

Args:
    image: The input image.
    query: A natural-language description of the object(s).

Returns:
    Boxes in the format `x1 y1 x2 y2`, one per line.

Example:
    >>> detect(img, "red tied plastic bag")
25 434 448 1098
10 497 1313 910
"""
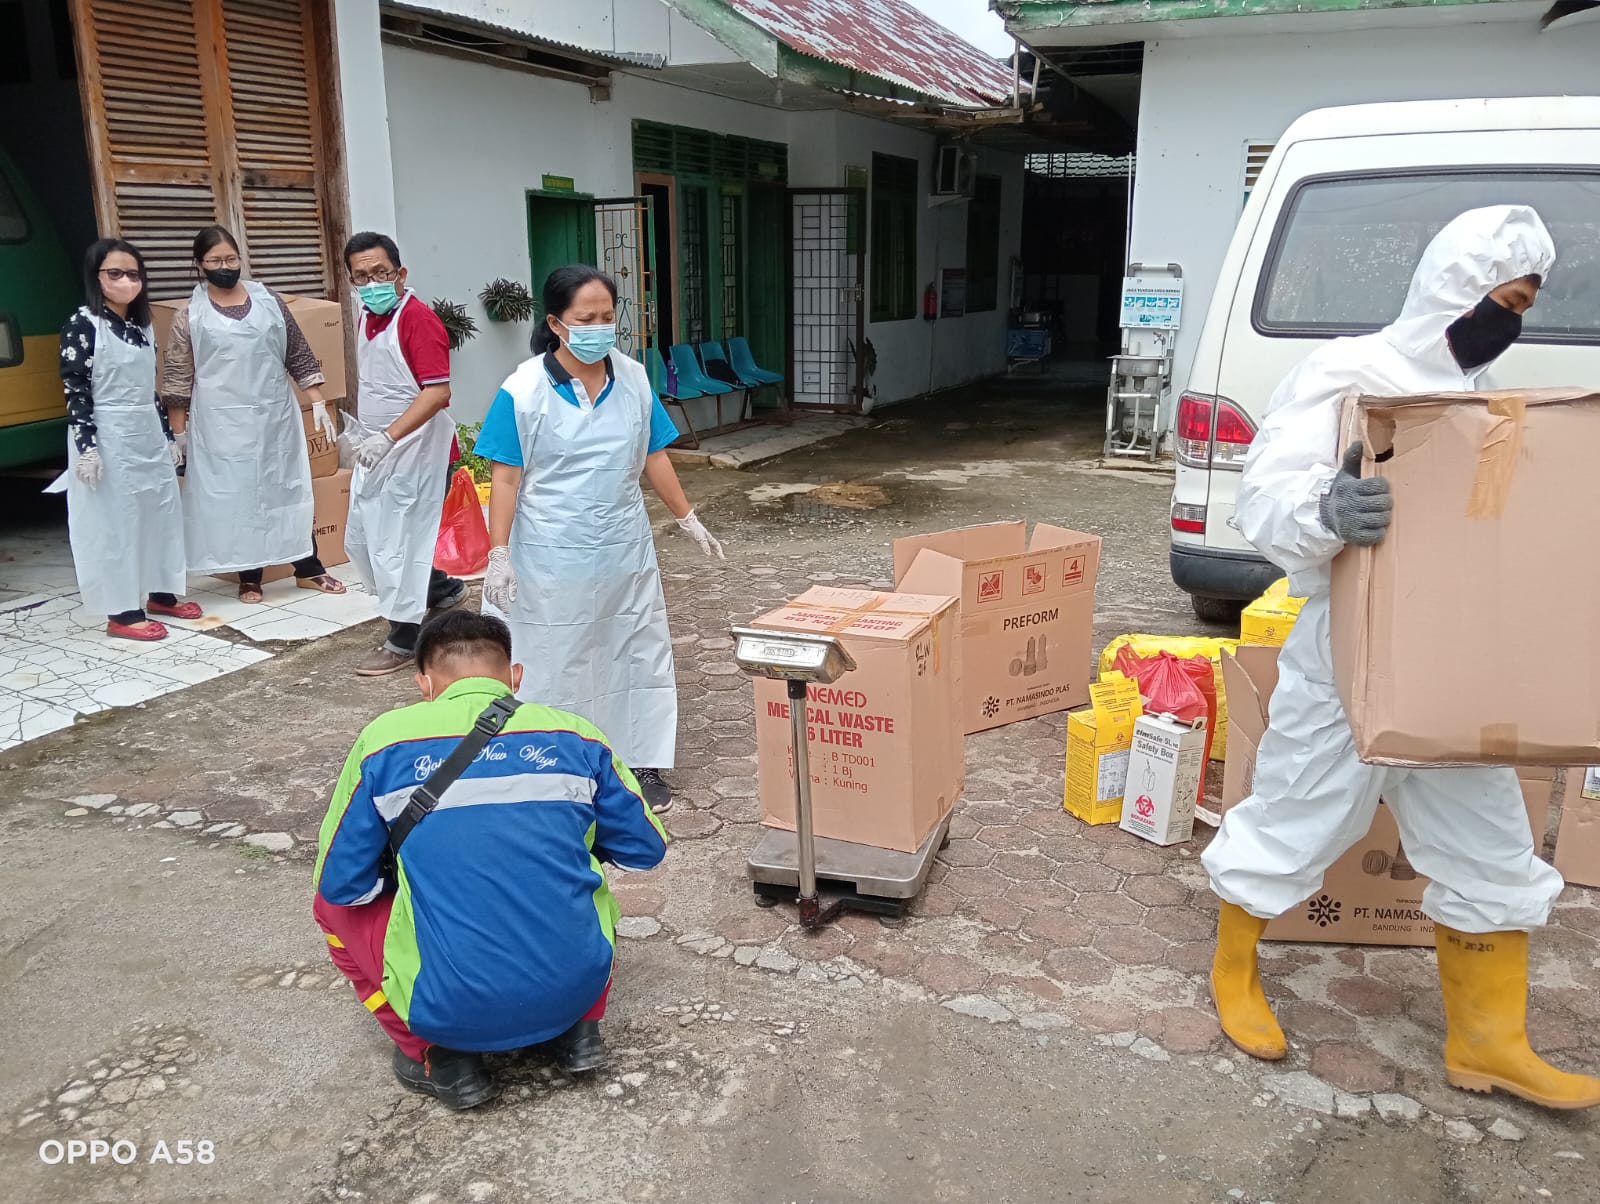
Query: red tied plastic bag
1110 647 1217 802
435 467 491 577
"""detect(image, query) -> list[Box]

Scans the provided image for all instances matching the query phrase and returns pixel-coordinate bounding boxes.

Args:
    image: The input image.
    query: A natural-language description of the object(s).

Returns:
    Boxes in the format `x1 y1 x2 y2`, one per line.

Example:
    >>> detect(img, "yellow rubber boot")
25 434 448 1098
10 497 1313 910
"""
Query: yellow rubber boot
1434 924 1600 1110
1212 902 1287 1060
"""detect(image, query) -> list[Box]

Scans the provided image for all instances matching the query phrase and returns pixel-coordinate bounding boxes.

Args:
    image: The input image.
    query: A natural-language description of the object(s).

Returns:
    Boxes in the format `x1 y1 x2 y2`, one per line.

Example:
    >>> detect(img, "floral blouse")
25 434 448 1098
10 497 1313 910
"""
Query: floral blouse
59 306 174 455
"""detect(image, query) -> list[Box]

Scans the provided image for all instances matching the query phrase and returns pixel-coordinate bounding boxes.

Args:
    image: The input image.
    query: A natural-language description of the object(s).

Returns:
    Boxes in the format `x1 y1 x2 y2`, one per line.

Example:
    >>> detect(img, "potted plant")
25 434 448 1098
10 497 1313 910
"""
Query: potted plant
479 278 536 324
430 298 479 351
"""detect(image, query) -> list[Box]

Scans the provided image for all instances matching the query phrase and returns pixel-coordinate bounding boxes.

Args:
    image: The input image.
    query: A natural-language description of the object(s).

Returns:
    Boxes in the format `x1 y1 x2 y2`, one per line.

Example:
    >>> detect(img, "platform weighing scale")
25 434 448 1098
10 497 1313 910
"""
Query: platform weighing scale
733 626 948 928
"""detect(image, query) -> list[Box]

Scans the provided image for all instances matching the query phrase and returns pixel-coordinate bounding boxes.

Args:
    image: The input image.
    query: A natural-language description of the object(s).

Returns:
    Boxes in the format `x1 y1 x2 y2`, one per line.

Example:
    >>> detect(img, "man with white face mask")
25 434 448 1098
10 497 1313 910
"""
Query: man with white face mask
341 232 467 676
1203 206 1600 1110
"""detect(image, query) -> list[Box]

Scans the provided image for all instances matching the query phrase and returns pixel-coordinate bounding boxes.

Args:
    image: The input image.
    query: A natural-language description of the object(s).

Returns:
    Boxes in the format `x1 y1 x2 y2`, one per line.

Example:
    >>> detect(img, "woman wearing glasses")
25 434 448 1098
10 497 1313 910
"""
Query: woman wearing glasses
55 239 199 640
160 224 345 603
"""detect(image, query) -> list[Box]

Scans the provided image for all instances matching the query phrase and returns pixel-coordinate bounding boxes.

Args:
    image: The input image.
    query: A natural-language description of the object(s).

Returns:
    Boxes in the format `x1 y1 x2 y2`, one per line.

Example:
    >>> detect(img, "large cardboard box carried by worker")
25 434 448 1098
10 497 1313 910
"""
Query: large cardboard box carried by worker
752 587 963 854
1332 388 1600 766
894 521 1101 734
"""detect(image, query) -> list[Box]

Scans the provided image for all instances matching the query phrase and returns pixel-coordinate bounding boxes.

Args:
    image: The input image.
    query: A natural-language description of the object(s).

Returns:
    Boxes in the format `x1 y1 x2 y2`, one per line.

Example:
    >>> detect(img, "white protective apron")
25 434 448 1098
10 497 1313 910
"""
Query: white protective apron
506 351 677 769
182 281 314 572
63 315 186 615
344 292 453 623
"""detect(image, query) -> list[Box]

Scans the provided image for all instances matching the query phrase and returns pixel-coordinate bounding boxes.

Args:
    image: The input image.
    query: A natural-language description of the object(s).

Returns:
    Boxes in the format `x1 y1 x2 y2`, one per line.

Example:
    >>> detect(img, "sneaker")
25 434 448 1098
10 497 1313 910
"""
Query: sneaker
635 768 673 814
550 1019 609 1074
392 1046 497 1111
428 578 468 613
356 646 414 677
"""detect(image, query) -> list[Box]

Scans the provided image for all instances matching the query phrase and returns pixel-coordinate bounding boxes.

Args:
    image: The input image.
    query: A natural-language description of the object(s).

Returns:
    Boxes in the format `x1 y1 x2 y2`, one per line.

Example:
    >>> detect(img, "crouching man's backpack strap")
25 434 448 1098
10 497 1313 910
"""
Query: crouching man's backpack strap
388 695 522 855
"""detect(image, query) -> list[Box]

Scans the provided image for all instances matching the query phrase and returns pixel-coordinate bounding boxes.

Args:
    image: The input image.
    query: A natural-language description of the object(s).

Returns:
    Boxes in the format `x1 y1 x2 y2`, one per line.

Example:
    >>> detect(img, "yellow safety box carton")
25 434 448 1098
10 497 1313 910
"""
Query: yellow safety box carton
1240 578 1306 647
1064 673 1143 825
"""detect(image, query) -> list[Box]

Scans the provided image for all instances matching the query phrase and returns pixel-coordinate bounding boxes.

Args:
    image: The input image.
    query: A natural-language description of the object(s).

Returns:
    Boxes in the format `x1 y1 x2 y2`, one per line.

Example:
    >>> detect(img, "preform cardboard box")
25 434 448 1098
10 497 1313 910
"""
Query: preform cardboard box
1556 768 1600 889
752 587 963 854
1064 674 1143 825
151 294 348 404
1207 645 1281 826
1119 713 1206 846
215 468 351 586
1264 770 1554 946
1332 388 1600 766
894 521 1101 734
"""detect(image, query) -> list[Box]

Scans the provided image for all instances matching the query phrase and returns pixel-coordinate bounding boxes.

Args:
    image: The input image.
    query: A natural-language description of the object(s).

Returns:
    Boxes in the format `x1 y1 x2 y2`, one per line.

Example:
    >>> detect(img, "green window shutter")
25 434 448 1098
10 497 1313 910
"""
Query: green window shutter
870 153 919 323
965 175 1002 313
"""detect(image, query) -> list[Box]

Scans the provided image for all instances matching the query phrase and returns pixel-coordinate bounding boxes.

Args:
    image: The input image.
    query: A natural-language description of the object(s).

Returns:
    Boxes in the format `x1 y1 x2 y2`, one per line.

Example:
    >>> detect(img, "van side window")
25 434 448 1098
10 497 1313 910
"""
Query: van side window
1254 170 1600 342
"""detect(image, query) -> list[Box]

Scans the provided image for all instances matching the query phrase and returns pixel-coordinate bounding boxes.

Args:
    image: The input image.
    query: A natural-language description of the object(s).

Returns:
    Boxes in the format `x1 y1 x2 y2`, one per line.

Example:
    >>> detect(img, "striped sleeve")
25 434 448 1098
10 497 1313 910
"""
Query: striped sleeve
313 726 390 905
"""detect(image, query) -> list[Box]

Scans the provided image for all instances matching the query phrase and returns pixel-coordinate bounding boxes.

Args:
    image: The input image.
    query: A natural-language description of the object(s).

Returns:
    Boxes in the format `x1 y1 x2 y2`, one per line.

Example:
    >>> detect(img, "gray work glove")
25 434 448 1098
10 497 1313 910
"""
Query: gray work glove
1318 443 1392 546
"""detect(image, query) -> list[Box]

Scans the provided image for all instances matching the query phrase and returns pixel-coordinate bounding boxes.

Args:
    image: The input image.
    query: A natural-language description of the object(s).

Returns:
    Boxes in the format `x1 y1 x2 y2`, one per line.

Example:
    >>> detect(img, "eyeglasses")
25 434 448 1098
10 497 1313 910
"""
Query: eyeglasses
349 267 400 286
202 255 242 270
99 268 143 283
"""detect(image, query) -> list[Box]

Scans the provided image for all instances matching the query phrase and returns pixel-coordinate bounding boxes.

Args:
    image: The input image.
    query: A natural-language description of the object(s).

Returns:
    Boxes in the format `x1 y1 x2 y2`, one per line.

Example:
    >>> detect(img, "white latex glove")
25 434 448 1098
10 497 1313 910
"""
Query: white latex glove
483 546 518 612
170 433 186 468
75 448 103 488
311 400 337 442
676 510 725 559
355 429 396 471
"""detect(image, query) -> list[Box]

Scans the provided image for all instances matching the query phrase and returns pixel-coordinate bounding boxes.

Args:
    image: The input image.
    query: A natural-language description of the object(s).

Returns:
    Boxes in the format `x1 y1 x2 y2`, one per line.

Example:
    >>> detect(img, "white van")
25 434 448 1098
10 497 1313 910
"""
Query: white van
1169 96 1600 621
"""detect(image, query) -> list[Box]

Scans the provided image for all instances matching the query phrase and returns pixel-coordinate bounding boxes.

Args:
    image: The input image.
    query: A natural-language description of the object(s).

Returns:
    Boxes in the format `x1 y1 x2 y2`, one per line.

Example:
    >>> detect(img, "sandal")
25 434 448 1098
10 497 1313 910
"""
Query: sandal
295 574 347 595
107 619 169 642
238 582 265 605
147 599 204 620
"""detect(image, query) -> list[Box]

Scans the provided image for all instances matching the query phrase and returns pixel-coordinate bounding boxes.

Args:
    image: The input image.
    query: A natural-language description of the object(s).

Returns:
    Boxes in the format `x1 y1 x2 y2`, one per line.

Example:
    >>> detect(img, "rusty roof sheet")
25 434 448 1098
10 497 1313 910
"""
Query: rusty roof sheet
719 0 1017 108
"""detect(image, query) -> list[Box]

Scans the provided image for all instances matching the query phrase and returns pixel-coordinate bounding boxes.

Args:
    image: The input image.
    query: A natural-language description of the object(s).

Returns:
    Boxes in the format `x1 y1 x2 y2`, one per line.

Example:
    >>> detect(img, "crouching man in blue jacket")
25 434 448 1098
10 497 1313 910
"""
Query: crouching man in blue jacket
313 610 669 1109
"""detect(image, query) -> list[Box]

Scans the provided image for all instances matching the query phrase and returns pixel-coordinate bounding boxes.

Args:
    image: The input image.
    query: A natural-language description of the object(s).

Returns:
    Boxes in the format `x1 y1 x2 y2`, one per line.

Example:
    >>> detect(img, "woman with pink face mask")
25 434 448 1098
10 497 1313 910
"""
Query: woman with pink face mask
54 239 198 640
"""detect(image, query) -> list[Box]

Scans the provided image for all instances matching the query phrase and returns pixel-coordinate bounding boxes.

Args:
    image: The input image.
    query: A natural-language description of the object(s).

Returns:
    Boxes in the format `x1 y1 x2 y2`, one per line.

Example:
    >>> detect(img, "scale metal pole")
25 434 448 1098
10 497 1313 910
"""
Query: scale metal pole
787 678 820 919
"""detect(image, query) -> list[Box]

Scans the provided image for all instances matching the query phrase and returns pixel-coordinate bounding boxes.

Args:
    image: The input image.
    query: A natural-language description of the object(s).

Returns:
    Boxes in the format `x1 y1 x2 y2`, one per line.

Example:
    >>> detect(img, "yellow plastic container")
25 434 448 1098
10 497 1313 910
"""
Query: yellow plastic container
1064 673 1143 825
1240 578 1307 648
1099 633 1237 761
474 480 492 506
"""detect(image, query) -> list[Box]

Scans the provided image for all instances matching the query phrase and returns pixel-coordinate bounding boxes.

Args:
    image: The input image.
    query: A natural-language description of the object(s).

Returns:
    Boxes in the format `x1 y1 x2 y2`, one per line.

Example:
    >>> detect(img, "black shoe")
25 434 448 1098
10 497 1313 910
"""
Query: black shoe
551 1019 609 1074
428 578 468 613
635 768 672 815
392 1045 498 1110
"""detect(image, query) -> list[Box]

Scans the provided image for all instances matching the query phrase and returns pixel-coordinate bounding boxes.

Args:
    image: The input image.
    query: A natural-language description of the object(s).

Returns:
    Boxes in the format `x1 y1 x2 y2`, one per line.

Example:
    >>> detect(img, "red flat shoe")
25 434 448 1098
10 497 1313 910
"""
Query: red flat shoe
147 599 203 620
107 619 169 642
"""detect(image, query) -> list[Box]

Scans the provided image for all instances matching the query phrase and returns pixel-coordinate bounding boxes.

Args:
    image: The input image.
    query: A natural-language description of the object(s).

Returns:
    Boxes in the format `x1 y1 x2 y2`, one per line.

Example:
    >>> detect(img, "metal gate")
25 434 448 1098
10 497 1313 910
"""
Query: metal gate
787 188 865 410
593 196 655 357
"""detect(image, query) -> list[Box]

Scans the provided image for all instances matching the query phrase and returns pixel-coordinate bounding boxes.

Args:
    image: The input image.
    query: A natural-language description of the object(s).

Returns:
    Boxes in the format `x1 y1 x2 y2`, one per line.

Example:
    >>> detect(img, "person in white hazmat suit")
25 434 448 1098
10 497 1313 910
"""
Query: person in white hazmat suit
1202 205 1600 1110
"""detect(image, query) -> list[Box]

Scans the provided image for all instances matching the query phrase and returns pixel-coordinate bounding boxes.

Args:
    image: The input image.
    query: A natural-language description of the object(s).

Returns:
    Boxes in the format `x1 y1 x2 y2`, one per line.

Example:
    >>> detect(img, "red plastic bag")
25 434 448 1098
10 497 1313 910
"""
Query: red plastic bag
1110 647 1217 798
435 467 491 577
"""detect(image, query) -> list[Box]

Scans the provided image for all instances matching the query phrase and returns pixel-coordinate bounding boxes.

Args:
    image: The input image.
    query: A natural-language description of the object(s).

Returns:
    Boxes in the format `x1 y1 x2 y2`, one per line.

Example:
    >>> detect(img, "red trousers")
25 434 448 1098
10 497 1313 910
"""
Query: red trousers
314 892 610 1060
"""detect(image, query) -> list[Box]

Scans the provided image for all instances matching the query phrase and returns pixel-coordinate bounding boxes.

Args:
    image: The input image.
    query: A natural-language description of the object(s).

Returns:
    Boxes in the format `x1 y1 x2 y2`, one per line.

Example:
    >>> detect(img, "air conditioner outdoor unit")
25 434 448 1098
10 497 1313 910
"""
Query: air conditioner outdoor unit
932 144 976 199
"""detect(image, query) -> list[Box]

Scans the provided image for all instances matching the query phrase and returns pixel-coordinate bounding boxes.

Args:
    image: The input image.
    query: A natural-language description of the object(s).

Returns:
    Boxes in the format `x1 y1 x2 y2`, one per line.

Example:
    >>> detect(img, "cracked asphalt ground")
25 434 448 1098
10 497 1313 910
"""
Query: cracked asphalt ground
3 380 1598 1202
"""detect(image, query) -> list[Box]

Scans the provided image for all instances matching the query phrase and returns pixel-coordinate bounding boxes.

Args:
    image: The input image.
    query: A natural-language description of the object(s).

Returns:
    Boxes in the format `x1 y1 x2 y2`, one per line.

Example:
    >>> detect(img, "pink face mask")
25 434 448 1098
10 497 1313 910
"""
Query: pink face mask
100 269 143 307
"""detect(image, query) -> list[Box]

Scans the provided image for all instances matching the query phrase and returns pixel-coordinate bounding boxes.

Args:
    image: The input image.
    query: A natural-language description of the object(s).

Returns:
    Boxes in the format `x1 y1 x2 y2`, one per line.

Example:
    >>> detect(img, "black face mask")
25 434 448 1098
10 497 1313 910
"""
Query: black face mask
1446 295 1522 371
203 267 242 290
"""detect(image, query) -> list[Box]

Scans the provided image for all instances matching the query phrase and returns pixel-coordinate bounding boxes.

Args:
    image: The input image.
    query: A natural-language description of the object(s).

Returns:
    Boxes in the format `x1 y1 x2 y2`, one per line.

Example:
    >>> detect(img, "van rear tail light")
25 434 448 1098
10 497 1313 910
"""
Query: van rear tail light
1175 391 1257 471
1171 503 1207 534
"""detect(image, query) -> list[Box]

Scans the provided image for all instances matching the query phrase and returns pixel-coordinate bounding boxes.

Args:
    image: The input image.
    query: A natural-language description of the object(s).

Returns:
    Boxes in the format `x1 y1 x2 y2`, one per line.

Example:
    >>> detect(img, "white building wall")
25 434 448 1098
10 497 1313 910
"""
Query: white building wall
1132 20 1600 411
333 0 398 234
381 43 1023 419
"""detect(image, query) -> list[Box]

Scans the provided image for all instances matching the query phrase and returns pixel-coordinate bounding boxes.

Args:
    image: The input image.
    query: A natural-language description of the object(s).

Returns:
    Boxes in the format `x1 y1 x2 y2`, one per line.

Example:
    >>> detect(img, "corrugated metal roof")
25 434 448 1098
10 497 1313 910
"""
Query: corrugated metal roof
719 0 1019 107
387 2 666 69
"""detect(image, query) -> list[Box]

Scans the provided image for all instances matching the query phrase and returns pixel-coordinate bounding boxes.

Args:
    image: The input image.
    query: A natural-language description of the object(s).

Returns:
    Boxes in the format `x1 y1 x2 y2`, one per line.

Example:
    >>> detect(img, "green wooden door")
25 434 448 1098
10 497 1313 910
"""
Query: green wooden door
527 194 597 295
745 184 786 391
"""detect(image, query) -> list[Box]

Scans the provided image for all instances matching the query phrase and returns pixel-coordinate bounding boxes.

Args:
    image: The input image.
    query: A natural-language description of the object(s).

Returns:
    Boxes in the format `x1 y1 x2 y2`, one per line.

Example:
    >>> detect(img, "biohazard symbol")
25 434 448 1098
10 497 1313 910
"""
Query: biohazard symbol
1134 795 1155 818
1307 895 1342 927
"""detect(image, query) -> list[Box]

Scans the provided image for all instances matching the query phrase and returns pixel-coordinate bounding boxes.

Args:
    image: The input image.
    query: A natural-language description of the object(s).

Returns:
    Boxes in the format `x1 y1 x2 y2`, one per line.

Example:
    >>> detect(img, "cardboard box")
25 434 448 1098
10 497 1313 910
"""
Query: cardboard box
894 521 1102 734
1265 770 1554 946
1119 713 1206 846
215 468 351 585
1332 388 1600 766
1064 674 1143 825
1100 633 1237 761
301 396 339 479
152 293 347 404
752 587 963 854
1208 645 1282 826
1556 768 1600 889
1240 578 1305 648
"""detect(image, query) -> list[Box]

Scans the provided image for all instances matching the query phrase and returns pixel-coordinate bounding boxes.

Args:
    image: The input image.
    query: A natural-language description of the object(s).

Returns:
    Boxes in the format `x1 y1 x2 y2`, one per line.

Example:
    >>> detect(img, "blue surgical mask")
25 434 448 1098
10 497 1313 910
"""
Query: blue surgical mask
359 281 400 315
558 320 616 365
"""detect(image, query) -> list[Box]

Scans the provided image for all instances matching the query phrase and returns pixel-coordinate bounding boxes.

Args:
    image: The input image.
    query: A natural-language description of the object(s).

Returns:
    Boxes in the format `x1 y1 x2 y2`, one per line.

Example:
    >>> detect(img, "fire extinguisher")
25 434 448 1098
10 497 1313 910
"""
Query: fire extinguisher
923 283 938 322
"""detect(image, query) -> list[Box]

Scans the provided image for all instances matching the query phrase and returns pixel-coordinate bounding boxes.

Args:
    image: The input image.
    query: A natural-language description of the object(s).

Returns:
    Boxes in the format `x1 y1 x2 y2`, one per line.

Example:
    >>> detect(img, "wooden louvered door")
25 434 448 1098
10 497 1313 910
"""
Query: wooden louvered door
70 0 335 301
